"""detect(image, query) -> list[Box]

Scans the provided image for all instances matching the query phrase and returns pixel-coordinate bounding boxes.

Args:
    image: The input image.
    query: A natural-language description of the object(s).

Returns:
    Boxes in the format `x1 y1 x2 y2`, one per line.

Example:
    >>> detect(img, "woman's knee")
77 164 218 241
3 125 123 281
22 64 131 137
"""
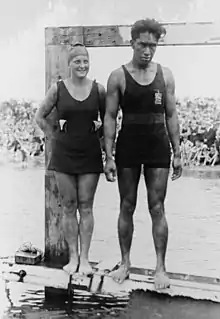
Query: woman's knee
62 198 78 215
78 200 93 217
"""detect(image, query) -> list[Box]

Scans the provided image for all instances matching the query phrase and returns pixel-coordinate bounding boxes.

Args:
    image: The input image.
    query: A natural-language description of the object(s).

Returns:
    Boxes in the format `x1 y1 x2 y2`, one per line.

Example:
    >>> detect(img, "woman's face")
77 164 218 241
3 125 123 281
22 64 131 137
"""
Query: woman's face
69 53 89 79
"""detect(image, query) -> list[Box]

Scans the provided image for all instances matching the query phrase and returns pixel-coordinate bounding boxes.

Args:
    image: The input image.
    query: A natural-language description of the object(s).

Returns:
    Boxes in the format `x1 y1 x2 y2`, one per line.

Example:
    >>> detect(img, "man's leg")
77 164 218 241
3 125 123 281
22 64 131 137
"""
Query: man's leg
77 173 100 275
143 166 170 289
55 171 79 274
110 166 141 284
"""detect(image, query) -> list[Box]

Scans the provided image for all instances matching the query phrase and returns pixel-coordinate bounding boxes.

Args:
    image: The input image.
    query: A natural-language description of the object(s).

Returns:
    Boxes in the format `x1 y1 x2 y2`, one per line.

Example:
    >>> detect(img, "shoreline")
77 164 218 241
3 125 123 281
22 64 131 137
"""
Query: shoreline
0 152 220 178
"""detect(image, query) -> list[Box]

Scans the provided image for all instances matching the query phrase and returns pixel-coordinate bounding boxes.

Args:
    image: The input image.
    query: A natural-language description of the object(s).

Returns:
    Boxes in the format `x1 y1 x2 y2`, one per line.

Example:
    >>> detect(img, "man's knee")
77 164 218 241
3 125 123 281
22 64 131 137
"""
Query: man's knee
63 198 78 215
121 198 136 216
149 202 165 220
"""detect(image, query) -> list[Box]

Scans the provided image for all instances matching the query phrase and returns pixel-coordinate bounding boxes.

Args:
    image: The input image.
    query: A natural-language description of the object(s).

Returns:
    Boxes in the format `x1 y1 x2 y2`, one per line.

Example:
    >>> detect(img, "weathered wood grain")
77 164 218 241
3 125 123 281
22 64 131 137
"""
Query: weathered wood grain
45 171 69 266
45 27 83 46
45 22 220 47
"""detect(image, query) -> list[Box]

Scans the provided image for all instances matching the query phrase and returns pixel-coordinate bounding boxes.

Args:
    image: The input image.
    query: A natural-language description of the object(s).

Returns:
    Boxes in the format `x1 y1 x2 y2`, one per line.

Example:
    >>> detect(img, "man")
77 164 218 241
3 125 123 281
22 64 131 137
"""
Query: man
204 122 217 148
188 120 198 145
104 18 182 290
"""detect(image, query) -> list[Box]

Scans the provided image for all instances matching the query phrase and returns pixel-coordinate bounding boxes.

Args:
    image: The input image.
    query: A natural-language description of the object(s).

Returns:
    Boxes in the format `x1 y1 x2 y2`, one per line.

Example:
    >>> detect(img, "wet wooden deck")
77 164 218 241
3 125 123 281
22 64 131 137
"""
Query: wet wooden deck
1 258 220 304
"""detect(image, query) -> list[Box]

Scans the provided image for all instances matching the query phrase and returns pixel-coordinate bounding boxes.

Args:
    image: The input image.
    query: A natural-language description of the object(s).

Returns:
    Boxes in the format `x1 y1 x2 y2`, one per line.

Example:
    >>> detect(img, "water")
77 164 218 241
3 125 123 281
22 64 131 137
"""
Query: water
0 164 220 318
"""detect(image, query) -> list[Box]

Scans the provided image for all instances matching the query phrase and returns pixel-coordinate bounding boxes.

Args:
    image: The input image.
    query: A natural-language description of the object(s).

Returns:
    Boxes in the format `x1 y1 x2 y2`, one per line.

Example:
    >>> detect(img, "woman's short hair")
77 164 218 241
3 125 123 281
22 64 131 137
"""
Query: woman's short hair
131 18 166 41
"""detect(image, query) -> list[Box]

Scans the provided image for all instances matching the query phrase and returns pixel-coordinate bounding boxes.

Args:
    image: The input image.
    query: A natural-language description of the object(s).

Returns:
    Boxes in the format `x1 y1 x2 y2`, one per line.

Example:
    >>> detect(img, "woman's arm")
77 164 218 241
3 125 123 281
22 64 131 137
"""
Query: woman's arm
35 83 58 139
97 83 106 138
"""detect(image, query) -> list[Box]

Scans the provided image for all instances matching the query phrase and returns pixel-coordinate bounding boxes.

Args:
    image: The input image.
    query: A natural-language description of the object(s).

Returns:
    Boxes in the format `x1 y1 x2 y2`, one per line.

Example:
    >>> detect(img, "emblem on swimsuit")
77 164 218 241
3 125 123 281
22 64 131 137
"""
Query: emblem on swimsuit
59 119 67 131
154 90 163 105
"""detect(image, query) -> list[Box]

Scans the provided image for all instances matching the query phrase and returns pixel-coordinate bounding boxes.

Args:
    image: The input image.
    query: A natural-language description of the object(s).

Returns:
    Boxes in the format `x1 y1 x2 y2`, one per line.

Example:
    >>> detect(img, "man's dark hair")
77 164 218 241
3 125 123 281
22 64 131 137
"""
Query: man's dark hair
131 18 166 41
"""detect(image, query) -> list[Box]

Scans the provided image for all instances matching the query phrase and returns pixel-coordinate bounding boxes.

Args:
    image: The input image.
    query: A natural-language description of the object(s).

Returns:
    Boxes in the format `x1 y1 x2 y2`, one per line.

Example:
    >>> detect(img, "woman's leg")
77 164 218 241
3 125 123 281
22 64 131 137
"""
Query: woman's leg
55 171 79 274
77 173 100 274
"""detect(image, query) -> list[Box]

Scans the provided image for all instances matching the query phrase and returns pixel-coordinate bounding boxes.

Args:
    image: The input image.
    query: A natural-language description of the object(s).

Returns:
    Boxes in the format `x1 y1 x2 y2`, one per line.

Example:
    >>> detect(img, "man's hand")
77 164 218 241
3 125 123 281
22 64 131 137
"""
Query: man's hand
171 155 182 181
104 158 117 182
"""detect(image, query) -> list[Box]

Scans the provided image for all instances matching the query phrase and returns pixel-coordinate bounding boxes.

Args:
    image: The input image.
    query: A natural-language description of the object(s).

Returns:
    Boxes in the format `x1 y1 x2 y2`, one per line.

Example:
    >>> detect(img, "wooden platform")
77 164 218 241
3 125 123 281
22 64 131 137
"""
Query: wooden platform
1 258 220 303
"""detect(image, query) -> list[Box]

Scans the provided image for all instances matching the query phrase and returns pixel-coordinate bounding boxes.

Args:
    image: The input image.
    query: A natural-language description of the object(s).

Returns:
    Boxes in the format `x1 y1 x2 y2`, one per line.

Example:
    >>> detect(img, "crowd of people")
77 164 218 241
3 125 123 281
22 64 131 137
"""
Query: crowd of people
0 100 44 166
177 97 220 167
0 97 220 167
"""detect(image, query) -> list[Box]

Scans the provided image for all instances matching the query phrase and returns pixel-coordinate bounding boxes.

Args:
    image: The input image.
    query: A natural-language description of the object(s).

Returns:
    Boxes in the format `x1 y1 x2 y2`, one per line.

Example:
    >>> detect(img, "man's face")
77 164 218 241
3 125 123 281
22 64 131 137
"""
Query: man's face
131 32 158 66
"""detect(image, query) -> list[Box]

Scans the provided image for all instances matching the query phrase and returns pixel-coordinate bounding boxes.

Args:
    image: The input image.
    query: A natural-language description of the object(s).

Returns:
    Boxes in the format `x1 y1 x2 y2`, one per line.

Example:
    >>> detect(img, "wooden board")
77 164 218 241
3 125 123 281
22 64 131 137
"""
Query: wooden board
45 22 220 47
2 259 220 303
45 26 83 46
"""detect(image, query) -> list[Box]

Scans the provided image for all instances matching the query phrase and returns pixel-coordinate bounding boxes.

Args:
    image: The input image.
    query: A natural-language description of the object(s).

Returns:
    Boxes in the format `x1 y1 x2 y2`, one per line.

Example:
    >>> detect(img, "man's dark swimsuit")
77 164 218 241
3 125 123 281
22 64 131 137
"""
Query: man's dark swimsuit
115 64 171 168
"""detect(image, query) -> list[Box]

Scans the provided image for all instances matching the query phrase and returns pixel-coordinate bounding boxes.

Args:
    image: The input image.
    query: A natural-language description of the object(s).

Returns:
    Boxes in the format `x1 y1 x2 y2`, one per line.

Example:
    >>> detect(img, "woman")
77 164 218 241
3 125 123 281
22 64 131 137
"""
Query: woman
180 133 193 166
35 43 105 275
203 144 218 166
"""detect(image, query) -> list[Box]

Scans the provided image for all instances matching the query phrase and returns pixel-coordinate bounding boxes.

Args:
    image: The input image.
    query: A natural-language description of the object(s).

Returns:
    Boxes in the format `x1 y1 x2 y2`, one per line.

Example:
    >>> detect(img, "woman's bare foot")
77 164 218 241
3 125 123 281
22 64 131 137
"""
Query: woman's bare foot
78 260 94 276
154 271 170 290
63 259 78 274
110 264 130 284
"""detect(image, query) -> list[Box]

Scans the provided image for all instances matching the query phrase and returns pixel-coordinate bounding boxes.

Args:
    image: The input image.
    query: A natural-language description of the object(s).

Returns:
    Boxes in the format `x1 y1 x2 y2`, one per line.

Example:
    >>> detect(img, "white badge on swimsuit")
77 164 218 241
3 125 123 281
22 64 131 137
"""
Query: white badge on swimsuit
59 119 67 131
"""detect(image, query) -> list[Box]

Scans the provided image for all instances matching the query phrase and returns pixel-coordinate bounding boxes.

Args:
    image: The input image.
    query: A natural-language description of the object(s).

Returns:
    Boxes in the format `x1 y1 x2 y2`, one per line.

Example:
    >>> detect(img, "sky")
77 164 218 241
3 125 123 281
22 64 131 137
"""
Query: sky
0 0 220 101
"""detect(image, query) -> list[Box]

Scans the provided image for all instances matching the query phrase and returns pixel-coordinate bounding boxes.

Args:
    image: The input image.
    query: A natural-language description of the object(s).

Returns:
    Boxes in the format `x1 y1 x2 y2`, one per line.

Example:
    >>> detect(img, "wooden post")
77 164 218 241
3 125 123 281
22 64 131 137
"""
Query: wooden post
44 27 83 266
44 22 220 266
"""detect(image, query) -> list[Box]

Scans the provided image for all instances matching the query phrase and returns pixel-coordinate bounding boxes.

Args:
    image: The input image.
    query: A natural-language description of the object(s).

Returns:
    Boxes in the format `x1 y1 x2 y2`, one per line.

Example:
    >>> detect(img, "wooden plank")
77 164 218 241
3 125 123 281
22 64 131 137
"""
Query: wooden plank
130 267 220 285
3 259 220 286
2 261 220 303
45 27 83 46
45 22 220 47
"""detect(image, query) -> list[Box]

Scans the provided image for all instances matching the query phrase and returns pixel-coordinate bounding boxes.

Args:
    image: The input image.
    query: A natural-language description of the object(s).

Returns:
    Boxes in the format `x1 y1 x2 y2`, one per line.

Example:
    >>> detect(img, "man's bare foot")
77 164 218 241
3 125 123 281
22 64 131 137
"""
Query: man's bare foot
154 271 170 290
110 264 130 284
63 259 78 274
78 260 94 276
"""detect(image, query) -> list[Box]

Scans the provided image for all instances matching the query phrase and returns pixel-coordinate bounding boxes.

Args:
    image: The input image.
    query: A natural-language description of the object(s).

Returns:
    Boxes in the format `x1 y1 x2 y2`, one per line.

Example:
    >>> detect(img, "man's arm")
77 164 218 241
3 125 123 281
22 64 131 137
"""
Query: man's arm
35 83 58 138
163 67 181 157
104 70 120 160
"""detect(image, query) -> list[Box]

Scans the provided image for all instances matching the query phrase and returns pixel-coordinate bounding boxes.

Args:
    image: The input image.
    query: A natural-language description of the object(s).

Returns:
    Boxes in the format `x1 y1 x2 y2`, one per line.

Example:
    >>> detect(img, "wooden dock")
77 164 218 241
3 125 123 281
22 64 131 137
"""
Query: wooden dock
1 258 220 303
